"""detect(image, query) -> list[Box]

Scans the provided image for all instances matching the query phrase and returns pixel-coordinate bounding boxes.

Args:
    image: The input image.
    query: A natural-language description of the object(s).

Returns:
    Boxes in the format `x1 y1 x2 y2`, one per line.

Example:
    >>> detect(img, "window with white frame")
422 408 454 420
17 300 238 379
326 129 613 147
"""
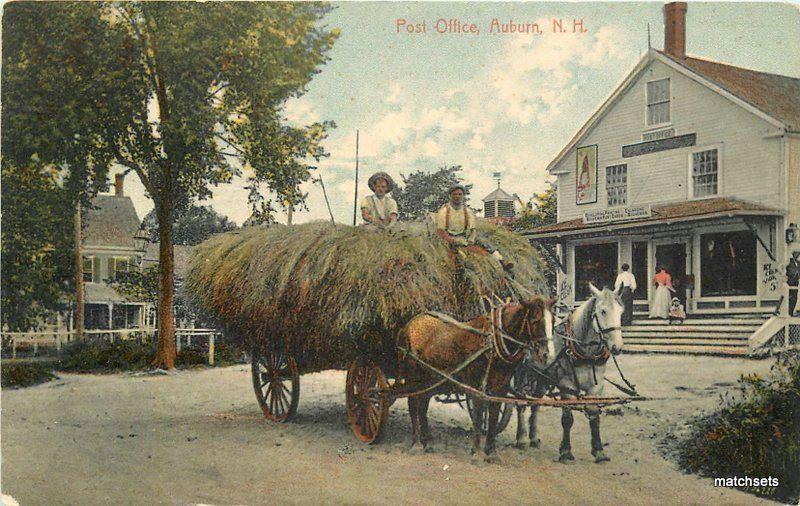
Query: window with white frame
606 164 628 206
108 257 131 281
83 256 94 283
646 78 670 126
692 149 719 197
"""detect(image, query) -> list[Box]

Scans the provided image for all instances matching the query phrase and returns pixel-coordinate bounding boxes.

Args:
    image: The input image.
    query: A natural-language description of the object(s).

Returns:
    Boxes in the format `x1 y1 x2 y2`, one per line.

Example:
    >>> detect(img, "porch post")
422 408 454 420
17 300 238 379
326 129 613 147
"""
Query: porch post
107 303 114 342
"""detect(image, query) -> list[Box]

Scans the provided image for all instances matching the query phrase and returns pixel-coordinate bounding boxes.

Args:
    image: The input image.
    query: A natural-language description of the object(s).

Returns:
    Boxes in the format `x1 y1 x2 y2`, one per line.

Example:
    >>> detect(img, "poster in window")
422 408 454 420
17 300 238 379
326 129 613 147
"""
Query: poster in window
576 145 598 205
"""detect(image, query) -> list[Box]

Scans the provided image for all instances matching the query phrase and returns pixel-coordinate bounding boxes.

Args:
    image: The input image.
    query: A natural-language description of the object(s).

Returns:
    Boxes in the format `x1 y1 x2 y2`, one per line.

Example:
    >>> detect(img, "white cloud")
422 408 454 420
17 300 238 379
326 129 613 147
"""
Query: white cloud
283 97 319 125
488 22 632 125
386 83 404 104
154 22 638 225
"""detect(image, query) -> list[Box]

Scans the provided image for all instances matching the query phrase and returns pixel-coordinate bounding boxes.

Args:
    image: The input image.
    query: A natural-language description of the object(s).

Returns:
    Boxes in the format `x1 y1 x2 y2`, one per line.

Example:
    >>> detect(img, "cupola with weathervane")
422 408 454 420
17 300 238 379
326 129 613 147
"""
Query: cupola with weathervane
482 172 516 220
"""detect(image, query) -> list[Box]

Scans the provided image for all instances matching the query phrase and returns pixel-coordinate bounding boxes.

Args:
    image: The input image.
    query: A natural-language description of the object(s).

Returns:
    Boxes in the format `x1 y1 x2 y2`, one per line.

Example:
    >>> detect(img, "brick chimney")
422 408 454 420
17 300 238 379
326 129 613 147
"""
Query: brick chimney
115 174 124 197
664 2 687 59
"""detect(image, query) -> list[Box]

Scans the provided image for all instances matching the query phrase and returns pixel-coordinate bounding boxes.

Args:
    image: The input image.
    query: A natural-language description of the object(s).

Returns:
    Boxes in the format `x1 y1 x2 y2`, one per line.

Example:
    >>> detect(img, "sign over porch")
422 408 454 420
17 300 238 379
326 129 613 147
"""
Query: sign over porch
583 205 653 224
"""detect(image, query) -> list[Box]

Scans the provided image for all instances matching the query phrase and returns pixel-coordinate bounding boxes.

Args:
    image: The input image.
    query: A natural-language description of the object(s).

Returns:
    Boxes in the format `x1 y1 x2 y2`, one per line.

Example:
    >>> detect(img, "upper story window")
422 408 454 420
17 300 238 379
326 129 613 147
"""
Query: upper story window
108 257 131 281
692 149 719 198
606 164 628 207
83 256 95 283
646 78 670 126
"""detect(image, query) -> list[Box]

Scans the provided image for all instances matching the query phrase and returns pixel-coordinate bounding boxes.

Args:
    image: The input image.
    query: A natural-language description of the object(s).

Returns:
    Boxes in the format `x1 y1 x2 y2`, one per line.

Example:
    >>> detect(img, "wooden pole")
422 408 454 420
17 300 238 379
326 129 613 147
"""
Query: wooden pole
286 204 293 226
352 129 359 226
75 204 84 339
316 175 336 224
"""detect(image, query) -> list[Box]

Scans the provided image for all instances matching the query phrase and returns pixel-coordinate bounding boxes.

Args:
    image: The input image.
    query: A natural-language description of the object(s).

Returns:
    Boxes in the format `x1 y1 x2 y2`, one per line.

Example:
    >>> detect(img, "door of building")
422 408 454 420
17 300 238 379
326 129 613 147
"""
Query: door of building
655 242 690 307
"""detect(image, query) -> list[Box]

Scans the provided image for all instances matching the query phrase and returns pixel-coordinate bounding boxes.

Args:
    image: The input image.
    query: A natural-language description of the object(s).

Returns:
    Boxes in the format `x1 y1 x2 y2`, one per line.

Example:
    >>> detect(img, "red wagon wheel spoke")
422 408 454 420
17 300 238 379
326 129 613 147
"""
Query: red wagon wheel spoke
346 359 390 444
251 344 300 422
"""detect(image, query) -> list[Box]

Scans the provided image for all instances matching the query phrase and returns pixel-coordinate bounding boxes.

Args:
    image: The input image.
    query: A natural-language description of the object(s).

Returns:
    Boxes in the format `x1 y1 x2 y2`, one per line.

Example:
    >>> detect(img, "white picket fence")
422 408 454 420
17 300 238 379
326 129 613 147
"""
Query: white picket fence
1 328 222 365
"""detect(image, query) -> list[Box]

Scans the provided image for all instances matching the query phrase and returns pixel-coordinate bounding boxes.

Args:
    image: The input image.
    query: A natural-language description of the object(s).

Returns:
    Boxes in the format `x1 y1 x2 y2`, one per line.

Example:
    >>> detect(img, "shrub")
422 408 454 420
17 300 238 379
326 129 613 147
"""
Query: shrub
676 353 800 503
59 337 245 372
59 339 155 373
1 360 57 388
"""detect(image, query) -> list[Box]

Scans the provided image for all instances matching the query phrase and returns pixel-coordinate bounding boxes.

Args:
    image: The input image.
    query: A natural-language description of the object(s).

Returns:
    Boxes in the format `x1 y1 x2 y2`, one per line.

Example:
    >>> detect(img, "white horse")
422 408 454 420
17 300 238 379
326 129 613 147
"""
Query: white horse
514 283 624 463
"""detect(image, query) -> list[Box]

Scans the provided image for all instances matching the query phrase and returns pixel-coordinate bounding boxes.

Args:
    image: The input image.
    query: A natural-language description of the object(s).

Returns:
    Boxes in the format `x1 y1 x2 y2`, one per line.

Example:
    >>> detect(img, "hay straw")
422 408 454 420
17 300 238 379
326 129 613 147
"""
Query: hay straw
184 220 548 372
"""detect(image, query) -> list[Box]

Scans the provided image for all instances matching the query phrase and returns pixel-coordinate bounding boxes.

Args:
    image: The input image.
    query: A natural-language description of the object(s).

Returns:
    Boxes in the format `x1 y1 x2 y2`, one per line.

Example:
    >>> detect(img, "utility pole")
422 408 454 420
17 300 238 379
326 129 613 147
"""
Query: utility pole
74 203 84 339
352 129 359 226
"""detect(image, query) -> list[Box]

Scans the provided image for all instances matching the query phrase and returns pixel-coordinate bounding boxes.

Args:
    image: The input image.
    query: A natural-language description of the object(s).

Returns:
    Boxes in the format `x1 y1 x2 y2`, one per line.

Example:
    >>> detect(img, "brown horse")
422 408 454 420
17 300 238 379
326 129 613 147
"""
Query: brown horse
397 296 552 463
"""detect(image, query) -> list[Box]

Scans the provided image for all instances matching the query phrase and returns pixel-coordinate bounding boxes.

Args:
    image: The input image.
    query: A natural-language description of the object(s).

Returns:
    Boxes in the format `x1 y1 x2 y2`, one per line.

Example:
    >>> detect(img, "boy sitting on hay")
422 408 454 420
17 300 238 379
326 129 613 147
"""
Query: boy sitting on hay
361 172 398 227
435 184 513 272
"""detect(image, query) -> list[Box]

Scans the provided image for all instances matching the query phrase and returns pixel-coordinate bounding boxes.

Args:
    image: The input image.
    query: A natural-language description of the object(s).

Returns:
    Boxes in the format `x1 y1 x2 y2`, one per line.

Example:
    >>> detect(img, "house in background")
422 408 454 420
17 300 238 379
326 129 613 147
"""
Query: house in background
82 174 149 330
142 242 195 329
525 2 800 355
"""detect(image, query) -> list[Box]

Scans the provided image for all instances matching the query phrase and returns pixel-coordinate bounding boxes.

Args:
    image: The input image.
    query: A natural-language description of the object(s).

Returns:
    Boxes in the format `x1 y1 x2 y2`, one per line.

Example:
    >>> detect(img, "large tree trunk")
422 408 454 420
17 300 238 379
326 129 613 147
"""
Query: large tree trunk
152 201 176 369
74 204 84 339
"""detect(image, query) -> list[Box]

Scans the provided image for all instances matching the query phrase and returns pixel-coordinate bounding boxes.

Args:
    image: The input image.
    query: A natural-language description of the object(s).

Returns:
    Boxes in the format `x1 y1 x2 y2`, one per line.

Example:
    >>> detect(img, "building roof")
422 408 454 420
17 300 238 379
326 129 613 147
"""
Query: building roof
142 243 194 278
85 282 127 303
546 50 800 173
524 197 784 239
662 51 800 132
482 187 515 202
83 195 141 250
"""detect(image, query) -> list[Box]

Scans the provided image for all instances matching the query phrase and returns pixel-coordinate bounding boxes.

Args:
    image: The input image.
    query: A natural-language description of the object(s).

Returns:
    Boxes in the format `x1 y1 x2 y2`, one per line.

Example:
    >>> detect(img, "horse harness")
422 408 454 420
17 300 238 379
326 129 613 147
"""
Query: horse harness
398 300 542 398
520 306 620 397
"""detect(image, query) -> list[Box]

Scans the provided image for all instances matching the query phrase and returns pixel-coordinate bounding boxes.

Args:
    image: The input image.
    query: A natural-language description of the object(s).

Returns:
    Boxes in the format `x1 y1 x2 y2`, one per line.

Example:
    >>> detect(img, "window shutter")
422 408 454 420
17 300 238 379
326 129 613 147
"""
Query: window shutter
93 257 101 283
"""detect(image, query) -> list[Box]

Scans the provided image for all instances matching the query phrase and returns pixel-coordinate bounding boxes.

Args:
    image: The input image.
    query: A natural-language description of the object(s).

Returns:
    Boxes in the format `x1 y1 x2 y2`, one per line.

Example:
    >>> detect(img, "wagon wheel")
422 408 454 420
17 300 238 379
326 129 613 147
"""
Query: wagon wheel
251 345 300 422
346 359 390 443
465 397 514 436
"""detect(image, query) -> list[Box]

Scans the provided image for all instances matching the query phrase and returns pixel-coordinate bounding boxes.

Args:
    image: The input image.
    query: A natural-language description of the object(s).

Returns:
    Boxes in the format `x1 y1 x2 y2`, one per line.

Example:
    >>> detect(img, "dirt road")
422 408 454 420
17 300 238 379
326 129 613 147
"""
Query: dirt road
1 355 776 505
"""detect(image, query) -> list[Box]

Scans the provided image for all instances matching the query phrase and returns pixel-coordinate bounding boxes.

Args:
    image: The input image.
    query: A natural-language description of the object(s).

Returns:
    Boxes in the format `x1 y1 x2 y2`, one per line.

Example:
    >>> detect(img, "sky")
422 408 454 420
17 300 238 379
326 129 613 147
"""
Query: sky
116 1 800 225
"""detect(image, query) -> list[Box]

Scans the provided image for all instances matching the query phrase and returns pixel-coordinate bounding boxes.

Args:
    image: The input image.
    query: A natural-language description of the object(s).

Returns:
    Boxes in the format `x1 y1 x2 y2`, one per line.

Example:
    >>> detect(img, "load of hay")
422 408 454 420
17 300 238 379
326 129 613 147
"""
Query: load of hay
184 220 548 373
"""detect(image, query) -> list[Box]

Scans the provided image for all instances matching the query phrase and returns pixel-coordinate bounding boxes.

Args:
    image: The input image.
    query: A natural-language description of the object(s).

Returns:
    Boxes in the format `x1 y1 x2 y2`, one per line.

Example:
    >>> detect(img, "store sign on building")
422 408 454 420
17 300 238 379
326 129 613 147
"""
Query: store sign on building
583 205 653 224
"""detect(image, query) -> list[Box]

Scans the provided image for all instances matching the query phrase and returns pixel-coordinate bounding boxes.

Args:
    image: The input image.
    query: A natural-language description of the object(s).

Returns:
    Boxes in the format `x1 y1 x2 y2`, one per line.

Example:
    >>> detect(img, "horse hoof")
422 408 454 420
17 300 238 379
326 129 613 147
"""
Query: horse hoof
593 452 611 463
470 454 485 466
558 452 575 463
484 453 502 465
514 441 529 450
529 438 541 449
424 445 436 454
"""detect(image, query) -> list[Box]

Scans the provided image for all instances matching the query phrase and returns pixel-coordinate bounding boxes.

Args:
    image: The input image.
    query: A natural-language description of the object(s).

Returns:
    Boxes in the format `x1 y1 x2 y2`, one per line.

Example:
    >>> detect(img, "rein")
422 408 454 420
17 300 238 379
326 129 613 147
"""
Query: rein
401 299 545 398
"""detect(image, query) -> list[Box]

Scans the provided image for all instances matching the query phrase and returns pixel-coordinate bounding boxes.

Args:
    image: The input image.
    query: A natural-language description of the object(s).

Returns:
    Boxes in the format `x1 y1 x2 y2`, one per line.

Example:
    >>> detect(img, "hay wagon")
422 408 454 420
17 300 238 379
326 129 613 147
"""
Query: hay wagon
186 221 628 443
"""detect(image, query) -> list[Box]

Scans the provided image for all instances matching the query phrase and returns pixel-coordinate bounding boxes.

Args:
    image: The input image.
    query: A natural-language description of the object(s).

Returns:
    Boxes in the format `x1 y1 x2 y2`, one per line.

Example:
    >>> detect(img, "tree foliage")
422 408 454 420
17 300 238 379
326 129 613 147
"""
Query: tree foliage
513 181 558 293
111 267 159 306
142 205 236 246
2 2 144 329
0 165 76 330
3 2 339 367
513 180 557 232
393 166 473 221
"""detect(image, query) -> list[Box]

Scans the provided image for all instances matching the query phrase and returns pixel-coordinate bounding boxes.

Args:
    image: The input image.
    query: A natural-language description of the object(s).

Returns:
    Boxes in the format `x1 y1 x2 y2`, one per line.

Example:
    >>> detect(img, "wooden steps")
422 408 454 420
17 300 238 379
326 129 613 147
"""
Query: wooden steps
623 344 751 356
621 314 768 356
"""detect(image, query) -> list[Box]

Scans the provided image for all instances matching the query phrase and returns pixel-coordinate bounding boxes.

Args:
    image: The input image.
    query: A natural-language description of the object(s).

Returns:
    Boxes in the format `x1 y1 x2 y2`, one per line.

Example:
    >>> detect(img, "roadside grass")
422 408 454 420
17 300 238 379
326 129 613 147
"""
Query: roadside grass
1 360 58 389
2 338 246 388
676 352 799 503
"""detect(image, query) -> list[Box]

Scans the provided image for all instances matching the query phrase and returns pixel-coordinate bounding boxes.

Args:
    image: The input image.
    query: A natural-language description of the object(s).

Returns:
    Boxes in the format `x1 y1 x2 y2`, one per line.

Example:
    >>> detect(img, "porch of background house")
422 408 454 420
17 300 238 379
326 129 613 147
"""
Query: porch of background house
529 206 799 356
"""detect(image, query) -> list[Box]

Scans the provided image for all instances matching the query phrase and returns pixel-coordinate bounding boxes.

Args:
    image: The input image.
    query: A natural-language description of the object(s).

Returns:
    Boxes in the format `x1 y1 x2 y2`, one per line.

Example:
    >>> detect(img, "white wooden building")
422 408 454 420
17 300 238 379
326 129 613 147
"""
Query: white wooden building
525 3 800 354
81 174 149 330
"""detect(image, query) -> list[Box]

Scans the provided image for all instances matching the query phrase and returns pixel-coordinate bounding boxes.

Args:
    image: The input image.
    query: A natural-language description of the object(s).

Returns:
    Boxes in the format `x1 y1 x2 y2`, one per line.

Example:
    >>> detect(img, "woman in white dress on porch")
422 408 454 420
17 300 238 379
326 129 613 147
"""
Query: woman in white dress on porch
650 266 674 319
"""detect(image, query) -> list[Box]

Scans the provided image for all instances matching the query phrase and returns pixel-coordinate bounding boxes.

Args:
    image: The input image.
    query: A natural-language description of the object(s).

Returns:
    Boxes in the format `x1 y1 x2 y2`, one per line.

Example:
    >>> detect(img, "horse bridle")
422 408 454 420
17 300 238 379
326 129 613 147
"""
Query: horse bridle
490 301 542 364
562 307 618 363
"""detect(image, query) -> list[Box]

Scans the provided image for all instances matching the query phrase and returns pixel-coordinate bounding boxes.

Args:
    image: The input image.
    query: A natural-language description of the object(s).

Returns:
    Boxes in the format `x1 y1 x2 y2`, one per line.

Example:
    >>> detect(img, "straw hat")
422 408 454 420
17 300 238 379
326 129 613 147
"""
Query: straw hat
367 172 396 192
448 183 467 195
